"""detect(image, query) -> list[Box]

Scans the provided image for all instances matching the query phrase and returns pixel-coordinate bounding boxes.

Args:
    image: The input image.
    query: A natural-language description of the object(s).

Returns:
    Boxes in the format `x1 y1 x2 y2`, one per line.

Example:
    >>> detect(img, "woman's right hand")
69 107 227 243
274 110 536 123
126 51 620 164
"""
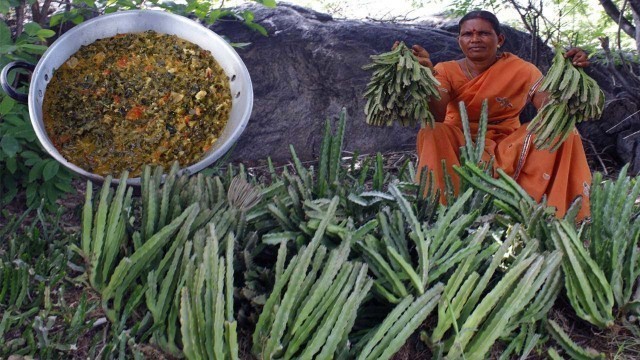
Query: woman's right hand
392 42 434 70
410 44 434 69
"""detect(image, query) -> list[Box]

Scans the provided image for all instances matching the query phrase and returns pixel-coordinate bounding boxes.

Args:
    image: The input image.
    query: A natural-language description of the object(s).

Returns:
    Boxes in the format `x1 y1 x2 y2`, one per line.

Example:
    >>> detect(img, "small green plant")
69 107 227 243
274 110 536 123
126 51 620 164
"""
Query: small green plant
546 318 605 359
149 0 276 35
0 205 98 358
0 20 75 209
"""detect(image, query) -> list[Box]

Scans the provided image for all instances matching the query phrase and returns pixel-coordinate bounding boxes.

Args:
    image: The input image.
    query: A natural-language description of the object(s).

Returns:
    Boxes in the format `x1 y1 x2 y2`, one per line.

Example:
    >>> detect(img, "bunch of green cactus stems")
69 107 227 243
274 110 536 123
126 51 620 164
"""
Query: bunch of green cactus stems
362 42 441 128
551 220 615 328
588 165 640 312
180 225 239 360
80 162 259 358
356 185 487 303
424 226 563 359
528 45 605 151
252 197 375 359
76 107 640 358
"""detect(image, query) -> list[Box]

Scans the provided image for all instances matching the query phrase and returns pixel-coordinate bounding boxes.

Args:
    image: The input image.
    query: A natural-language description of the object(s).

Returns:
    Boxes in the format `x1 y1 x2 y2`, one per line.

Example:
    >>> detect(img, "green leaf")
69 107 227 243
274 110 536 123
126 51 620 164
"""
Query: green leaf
23 23 42 36
242 10 255 23
36 29 56 39
54 180 75 194
0 22 11 45
1 176 17 204
5 156 16 173
20 150 41 161
49 13 65 27
72 15 84 25
26 183 38 205
0 136 20 157
0 95 15 115
44 181 61 206
2 114 25 126
0 44 17 54
255 0 276 7
28 159 46 182
77 0 97 7
42 160 59 181
208 9 222 24
245 22 268 37
0 1 10 15
17 44 48 54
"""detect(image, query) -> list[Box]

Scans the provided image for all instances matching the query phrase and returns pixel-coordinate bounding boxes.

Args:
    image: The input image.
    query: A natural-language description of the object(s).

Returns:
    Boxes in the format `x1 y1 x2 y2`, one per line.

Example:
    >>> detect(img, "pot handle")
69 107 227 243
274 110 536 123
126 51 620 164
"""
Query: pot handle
1 61 35 103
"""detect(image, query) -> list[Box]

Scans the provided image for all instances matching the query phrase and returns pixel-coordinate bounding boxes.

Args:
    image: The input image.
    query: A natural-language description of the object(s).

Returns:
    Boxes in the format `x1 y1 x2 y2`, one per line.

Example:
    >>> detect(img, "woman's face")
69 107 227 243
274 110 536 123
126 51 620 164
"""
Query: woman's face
458 18 505 61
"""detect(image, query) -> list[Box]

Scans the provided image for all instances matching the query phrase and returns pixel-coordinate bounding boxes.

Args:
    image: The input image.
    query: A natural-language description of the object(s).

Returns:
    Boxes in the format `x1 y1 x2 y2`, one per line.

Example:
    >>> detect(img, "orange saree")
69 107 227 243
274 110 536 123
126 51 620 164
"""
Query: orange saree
416 53 592 220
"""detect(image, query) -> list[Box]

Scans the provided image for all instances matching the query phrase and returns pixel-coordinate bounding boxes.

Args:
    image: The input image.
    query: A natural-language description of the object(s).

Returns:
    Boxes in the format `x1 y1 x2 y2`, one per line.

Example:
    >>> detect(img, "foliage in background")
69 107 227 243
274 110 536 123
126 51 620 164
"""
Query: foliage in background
0 21 74 209
438 0 633 53
437 0 640 105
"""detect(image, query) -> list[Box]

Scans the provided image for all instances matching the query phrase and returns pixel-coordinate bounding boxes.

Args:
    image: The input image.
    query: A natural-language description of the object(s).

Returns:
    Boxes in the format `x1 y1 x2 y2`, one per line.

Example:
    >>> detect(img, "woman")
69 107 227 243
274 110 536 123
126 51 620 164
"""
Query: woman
409 10 592 220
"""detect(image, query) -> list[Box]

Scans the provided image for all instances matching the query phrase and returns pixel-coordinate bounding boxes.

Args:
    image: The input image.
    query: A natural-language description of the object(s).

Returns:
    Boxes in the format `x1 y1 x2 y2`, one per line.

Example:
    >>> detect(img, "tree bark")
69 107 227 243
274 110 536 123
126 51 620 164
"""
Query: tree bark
15 0 25 36
599 0 636 38
632 1 640 52
31 0 53 26
628 0 640 18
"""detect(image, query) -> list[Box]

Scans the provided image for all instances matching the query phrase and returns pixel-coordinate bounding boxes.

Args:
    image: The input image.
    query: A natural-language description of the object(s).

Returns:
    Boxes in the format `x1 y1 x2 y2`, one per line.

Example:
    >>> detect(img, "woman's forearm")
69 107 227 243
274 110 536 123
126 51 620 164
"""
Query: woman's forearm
429 91 450 122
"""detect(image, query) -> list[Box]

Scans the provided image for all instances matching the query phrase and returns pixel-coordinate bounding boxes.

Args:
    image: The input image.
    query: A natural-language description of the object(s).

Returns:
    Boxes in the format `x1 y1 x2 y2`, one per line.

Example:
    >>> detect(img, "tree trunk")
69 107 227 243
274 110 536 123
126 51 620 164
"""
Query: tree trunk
599 0 636 38
634 8 640 52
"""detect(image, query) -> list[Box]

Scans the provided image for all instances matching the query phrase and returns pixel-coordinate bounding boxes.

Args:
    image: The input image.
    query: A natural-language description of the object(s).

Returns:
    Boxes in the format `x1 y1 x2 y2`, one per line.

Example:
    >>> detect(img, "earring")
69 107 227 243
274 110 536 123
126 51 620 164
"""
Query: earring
497 45 501 49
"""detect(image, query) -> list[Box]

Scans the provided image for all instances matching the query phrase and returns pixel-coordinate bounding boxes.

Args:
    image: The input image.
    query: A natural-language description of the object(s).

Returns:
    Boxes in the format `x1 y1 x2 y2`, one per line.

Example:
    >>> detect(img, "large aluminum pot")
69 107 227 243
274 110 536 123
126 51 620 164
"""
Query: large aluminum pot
0 10 253 185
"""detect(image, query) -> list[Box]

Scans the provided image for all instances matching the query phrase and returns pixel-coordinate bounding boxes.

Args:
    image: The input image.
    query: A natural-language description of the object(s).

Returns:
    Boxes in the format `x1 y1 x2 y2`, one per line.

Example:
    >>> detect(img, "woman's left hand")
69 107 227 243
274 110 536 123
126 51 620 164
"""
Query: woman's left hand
565 47 590 67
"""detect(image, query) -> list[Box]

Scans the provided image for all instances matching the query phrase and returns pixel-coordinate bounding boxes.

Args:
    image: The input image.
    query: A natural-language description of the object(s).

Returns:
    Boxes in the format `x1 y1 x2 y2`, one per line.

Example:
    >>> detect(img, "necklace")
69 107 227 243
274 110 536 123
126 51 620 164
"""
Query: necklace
464 58 475 79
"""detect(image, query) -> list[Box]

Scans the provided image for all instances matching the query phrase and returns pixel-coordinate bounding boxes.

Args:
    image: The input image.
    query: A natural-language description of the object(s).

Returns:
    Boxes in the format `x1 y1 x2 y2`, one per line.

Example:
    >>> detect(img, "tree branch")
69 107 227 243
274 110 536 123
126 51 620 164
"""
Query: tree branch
628 0 640 18
599 0 636 38
599 36 640 101
41 0 54 23
30 1 40 23
15 0 25 37
30 0 54 25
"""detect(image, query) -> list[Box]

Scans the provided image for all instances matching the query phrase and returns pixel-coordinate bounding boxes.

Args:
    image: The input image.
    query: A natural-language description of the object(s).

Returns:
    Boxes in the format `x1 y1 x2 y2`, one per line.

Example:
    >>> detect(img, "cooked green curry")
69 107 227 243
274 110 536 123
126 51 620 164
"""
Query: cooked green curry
43 31 232 177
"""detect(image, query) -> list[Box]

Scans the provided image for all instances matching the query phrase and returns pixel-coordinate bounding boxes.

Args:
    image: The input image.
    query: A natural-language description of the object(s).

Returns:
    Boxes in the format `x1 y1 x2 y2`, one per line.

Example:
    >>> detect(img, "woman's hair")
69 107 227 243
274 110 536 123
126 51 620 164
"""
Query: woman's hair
459 10 502 36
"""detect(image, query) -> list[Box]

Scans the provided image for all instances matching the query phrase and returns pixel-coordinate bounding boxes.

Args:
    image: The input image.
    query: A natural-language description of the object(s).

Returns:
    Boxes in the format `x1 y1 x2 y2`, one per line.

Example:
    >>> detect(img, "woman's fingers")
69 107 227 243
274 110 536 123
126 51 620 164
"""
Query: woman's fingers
565 47 590 67
411 44 434 69
411 44 430 58
418 57 434 68
390 42 435 69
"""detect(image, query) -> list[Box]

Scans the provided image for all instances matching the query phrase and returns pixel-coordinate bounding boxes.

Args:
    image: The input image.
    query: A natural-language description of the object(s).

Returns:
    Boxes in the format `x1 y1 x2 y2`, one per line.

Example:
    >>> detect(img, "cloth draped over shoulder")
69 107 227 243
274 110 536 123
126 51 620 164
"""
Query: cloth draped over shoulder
416 52 592 220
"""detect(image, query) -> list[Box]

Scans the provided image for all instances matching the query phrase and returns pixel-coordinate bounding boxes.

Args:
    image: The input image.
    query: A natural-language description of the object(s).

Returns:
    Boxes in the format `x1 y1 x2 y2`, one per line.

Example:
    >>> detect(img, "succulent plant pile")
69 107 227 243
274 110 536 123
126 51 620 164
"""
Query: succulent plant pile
362 42 441 128
5 107 639 359
528 46 605 151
